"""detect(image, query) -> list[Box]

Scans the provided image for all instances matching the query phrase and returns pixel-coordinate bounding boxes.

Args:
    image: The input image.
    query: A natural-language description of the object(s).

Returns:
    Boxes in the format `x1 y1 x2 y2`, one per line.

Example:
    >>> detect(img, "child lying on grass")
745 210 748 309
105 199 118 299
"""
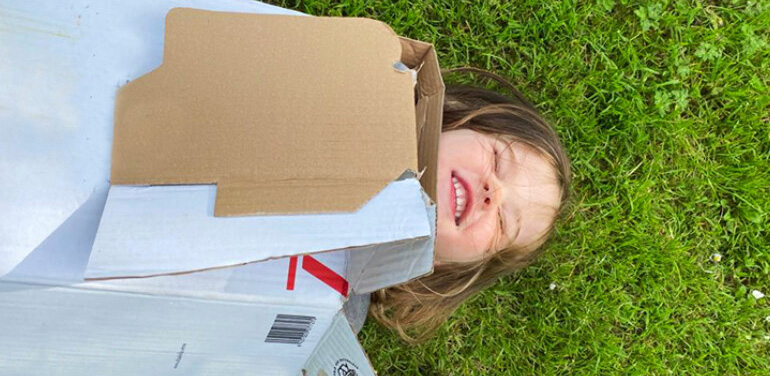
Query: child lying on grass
347 67 572 343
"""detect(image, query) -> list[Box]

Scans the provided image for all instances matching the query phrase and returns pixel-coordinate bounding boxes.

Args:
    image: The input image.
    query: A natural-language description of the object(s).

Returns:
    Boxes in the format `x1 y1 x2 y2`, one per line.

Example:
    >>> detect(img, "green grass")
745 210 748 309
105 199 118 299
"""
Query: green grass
267 1 769 374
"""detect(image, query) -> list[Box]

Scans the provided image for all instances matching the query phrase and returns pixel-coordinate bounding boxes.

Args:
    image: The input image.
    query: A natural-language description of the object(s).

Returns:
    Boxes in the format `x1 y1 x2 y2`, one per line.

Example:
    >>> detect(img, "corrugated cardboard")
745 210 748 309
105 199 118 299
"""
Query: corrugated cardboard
0 1 444 375
85 179 432 280
0 252 367 375
113 8 423 217
400 37 443 202
86 8 444 281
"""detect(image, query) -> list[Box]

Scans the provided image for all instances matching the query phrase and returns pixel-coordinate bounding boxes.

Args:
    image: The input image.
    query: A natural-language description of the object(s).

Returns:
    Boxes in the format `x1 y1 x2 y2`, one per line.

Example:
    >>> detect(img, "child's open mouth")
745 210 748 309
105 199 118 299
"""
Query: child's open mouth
451 172 472 226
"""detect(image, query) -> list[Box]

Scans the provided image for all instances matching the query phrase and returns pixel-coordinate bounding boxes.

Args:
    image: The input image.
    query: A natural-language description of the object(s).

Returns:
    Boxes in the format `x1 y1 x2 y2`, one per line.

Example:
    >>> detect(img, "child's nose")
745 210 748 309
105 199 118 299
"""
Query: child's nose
481 177 504 209
482 181 496 207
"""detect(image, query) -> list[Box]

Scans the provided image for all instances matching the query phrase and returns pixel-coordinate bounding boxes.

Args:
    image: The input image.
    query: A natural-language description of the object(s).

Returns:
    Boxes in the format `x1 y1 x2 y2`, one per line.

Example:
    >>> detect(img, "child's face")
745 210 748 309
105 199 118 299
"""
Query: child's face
435 129 561 263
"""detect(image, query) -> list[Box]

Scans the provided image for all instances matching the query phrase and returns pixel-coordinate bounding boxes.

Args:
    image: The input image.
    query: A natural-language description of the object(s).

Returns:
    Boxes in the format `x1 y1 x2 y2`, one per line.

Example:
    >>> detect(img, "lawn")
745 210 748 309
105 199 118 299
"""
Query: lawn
268 1 769 374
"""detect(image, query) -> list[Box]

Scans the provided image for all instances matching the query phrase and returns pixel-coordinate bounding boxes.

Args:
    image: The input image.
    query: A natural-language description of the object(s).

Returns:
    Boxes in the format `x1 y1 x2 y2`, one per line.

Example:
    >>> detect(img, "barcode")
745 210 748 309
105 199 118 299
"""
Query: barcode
265 314 316 346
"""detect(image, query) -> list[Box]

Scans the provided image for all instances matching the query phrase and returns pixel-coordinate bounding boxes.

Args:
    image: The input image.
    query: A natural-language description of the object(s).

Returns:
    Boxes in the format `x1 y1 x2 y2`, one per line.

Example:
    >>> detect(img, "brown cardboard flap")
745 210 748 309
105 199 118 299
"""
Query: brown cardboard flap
113 8 418 216
398 37 444 202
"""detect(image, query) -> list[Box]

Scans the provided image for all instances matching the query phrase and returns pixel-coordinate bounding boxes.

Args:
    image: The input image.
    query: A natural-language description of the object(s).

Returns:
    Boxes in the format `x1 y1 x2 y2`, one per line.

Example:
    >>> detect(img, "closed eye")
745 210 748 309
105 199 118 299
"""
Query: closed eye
498 209 507 241
493 148 500 173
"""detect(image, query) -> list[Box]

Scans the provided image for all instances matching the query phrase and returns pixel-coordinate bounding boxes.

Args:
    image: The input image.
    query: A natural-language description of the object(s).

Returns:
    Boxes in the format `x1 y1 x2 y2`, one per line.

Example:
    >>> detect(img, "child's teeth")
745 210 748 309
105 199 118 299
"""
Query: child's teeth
452 175 468 222
453 180 463 195
452 176 466 219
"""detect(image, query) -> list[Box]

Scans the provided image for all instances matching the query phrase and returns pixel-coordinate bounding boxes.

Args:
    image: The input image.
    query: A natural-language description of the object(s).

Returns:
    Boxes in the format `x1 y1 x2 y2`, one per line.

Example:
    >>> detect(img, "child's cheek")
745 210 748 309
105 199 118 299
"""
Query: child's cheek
464 220 498 254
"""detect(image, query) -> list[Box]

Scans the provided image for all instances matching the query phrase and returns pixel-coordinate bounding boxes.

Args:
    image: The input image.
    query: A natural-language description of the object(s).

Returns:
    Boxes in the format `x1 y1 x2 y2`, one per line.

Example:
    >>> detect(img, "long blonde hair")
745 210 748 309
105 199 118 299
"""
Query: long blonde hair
369 67 572 343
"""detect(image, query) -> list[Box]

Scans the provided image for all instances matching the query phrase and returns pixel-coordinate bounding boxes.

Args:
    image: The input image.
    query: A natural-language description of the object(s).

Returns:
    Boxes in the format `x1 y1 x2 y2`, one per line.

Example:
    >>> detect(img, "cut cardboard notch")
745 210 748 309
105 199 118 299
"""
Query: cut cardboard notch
113 8 426 216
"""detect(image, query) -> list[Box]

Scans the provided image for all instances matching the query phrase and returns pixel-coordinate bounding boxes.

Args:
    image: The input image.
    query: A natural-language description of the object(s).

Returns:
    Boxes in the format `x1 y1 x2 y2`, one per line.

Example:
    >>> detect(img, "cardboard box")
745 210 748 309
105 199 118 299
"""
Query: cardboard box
1 254 383 375
0 2 444 375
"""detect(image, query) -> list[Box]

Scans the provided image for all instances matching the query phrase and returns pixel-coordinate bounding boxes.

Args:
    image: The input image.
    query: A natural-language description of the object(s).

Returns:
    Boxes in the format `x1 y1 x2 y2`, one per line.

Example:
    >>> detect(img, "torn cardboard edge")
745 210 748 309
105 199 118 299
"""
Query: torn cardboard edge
111 8 443 217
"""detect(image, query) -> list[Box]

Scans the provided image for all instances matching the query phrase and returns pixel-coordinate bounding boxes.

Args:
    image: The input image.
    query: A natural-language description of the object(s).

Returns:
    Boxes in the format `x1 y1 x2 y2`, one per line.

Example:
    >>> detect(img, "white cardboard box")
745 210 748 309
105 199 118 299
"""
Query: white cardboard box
0 1 445 375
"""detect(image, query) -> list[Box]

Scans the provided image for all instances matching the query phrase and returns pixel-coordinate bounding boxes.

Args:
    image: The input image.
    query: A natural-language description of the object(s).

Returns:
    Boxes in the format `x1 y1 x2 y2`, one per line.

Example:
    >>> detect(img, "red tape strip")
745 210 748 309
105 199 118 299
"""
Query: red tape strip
286 256 298 291
301 255 349 297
